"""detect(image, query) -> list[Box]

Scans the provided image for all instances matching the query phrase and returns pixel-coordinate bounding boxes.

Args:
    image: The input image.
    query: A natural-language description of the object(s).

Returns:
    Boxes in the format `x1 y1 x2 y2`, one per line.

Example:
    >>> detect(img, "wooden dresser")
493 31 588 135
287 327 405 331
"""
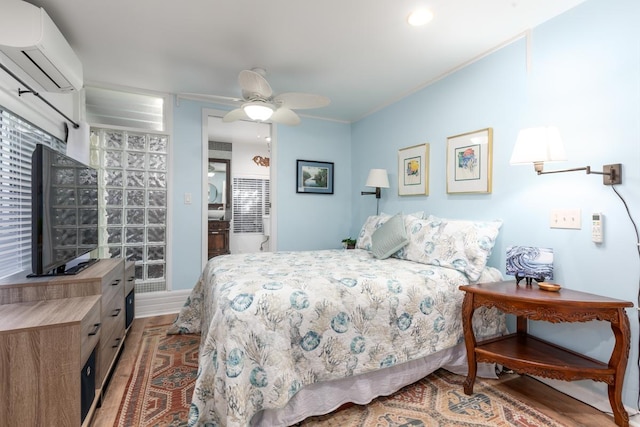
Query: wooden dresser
0 258 134 426
208 220 230 258
0 296 100 426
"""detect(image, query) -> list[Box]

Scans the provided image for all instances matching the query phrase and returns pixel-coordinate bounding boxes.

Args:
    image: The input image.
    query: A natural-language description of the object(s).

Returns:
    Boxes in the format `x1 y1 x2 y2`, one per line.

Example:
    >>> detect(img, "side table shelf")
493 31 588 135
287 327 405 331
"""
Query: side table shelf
459 281 633 427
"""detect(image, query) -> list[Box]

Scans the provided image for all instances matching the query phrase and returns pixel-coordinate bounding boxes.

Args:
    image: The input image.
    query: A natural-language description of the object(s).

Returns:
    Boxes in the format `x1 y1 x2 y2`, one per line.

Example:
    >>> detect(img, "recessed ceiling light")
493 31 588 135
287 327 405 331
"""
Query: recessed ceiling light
407 9 434 26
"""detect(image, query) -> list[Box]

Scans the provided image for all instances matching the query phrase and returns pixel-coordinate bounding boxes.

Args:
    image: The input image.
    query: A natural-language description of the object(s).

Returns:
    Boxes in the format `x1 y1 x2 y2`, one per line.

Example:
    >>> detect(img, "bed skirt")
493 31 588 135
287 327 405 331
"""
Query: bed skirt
250 341 497 427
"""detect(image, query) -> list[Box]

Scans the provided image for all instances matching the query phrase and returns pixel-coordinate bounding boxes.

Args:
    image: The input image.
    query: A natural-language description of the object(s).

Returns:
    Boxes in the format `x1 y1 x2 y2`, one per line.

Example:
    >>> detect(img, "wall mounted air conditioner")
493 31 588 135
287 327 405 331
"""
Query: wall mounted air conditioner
0 1 83 93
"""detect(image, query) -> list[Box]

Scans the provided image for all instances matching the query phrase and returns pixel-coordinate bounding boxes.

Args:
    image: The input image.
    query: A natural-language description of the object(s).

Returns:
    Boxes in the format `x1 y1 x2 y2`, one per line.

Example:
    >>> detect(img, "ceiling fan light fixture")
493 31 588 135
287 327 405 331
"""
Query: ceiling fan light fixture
243 102 274 121
407 9 434 26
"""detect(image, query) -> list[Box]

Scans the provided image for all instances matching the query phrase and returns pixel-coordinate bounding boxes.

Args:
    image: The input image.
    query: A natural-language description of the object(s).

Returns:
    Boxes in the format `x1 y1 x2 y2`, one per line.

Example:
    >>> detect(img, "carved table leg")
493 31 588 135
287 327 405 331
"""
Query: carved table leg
461 292 476 395
608 308 631 427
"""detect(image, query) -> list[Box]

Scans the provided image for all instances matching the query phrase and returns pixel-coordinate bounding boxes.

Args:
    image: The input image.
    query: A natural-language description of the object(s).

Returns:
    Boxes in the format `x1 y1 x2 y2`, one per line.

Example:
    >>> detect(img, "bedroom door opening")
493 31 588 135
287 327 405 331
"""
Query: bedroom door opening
205 113 273 261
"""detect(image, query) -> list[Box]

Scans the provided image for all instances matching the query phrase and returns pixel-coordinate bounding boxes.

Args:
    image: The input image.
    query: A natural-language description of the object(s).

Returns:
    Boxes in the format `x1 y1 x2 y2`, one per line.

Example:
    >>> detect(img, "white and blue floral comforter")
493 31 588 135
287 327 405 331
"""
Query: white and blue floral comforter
169 249 505 427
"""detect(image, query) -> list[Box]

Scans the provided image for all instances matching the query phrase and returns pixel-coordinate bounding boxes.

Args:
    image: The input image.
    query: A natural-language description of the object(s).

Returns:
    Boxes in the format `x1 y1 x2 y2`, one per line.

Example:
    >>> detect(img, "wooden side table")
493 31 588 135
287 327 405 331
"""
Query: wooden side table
459 281 633 427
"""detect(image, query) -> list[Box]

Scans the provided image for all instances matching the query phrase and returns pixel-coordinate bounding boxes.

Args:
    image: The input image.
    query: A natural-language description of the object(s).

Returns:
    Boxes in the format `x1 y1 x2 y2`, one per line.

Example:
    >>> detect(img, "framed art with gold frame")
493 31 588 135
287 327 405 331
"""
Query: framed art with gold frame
446 128 493 194
398 143 429 196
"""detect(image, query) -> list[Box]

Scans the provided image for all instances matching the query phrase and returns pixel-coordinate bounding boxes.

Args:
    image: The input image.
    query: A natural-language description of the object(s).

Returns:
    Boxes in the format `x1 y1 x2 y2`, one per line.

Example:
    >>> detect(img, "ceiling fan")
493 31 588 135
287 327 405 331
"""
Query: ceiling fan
219 69 330 126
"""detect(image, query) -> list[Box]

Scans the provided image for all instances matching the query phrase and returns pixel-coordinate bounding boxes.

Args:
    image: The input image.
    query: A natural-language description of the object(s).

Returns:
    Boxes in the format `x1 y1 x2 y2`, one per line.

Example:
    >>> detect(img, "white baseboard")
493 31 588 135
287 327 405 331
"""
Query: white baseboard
134 289 190 318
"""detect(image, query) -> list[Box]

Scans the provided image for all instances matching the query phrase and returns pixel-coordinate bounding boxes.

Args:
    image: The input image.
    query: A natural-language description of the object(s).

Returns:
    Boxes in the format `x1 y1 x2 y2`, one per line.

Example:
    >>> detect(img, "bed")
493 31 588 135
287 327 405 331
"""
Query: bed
170 213 506 427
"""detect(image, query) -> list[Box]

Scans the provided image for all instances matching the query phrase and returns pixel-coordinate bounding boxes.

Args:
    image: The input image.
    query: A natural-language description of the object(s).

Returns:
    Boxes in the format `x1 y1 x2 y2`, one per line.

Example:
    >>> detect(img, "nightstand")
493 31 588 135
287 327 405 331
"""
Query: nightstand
459 281 633 427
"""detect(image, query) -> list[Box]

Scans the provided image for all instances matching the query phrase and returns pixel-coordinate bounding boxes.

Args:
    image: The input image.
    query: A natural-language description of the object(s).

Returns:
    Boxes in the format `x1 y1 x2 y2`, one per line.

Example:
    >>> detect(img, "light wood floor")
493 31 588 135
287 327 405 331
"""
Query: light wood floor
90 314 177 427
91 314 619 427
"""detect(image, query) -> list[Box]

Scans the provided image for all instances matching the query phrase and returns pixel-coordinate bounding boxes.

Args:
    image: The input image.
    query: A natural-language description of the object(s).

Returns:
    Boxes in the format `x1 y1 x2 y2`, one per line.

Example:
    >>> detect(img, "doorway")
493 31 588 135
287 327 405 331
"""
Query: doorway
203 111 273 264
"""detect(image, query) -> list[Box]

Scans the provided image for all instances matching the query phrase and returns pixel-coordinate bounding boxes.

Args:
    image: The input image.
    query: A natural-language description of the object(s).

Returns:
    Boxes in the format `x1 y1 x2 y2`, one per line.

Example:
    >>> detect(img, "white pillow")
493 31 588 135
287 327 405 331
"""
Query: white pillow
381 211 425 220
397 215 502 281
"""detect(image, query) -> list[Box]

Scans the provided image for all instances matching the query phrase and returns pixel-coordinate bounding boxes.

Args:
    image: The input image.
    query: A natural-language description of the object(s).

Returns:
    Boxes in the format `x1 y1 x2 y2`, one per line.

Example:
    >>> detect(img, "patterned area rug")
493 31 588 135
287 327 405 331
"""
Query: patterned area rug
116 323 569 427
115 324 199 427
297 369 569 427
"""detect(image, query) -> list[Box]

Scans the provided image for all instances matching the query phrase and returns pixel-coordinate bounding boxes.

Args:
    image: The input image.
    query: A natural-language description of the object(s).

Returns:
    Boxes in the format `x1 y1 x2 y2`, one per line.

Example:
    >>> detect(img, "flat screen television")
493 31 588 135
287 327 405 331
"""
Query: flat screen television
30 144 99 277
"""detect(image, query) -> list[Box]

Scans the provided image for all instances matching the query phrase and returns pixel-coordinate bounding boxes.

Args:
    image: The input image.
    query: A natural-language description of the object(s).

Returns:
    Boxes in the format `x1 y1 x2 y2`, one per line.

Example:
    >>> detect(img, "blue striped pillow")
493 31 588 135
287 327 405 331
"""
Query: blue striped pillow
371 213 409 259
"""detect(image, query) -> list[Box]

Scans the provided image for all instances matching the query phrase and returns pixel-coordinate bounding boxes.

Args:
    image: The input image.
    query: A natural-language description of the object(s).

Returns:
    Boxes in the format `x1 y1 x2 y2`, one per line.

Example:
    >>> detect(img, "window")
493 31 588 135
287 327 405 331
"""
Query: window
87 87 170 294
85 87 165 132
232 177 270 233
0 107 65 278
90 128 169 293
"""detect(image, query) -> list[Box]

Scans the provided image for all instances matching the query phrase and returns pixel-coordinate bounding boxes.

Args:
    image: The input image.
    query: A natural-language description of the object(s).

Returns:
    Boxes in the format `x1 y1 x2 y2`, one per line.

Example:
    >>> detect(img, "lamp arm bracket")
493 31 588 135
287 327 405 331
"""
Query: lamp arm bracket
537 166 590 175
360 187 382 198
538 163 622 185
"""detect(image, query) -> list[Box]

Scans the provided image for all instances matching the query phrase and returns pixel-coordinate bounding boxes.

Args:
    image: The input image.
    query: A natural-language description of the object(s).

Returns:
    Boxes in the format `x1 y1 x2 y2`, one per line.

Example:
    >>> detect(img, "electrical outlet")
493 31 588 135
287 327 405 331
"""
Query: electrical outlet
550 209 581 229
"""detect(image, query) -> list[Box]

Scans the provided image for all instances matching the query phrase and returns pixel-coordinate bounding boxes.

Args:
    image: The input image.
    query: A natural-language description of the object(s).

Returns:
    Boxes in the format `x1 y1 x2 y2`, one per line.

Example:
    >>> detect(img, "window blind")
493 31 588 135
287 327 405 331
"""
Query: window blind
0 107 64 278
85 87 165 132
232 177 270 233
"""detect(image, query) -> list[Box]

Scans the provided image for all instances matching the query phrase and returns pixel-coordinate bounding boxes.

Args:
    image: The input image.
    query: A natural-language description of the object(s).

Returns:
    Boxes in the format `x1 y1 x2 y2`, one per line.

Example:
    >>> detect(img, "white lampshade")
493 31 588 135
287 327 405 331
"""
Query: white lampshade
243 102 274 121
365 169 390 188
510 126 567 164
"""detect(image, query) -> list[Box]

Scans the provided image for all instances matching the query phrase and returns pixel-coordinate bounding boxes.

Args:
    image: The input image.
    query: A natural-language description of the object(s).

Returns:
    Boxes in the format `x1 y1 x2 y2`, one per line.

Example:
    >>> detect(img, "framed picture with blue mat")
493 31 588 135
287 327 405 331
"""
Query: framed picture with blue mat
296 159 334 194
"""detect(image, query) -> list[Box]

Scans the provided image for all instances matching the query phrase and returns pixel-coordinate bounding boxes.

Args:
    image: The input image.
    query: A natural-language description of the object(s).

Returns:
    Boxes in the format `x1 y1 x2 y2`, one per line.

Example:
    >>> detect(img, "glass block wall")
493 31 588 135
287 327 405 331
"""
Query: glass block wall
90 128 168 293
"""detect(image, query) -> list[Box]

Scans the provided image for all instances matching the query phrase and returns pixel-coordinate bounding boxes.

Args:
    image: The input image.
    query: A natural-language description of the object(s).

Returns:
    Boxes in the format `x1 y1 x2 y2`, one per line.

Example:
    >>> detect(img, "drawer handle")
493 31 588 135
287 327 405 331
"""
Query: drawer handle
127 276 135 282
112 308 122 317
112 337 122 348
85 366 91 376
88 323 101 336
111 279 121 286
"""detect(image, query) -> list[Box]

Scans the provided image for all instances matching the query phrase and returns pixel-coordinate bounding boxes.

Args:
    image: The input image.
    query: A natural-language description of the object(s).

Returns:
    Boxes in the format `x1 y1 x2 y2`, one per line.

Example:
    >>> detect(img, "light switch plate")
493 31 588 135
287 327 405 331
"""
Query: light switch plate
550 209 581 229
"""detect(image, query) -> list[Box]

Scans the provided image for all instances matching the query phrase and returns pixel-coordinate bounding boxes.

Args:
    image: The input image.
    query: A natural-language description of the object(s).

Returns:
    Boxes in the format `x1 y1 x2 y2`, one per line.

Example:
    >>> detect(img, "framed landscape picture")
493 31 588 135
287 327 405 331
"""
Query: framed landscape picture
398 143 429 196
296 159 334 194
446 128 493 194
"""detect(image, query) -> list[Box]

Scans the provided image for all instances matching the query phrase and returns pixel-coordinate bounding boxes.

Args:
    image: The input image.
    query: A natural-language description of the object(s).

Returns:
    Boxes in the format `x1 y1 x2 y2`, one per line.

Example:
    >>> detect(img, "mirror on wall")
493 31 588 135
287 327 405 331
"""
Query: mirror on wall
207 158 231 216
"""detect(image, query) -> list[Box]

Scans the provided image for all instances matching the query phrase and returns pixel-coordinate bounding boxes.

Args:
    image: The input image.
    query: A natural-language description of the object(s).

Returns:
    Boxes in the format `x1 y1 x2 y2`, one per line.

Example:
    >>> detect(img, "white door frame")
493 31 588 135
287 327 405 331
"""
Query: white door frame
201 108 277 269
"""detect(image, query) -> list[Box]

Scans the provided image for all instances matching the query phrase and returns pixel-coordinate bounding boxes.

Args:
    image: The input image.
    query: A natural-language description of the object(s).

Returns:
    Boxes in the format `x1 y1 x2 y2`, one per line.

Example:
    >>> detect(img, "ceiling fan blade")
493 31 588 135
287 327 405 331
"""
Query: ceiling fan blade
270 108 300 126
274 92 330 110
222 108 249 123
239 70 272 100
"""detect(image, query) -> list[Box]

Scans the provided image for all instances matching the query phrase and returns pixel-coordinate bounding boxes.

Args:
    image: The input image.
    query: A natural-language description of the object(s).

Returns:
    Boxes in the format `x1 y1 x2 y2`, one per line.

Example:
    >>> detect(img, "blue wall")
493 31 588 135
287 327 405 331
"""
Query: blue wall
171 99 206 291
276 118 352 250
350 0 639 410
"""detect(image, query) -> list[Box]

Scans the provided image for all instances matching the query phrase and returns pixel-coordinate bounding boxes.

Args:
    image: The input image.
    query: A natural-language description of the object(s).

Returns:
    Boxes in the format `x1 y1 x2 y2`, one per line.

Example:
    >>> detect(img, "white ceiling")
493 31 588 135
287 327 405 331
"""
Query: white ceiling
207 115 271 144
26 0 586 123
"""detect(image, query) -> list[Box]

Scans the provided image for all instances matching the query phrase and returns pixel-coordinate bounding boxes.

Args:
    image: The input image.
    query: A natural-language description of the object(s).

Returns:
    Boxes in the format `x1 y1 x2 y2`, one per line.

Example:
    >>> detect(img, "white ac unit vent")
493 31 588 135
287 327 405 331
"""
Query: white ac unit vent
0 1 83 93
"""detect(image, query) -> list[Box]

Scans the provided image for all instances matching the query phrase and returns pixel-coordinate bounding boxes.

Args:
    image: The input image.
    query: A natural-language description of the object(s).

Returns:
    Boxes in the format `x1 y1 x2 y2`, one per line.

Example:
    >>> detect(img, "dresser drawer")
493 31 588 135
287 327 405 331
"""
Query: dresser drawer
97 307 125 385
124 261 136 295
101 261 124 313
80 300 101 366
101 288 125 339
208 220 229 232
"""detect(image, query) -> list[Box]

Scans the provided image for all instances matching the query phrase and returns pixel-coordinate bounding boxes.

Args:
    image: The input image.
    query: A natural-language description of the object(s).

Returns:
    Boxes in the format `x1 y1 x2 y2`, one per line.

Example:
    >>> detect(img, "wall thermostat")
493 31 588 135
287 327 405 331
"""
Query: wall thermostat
592 213 603 243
